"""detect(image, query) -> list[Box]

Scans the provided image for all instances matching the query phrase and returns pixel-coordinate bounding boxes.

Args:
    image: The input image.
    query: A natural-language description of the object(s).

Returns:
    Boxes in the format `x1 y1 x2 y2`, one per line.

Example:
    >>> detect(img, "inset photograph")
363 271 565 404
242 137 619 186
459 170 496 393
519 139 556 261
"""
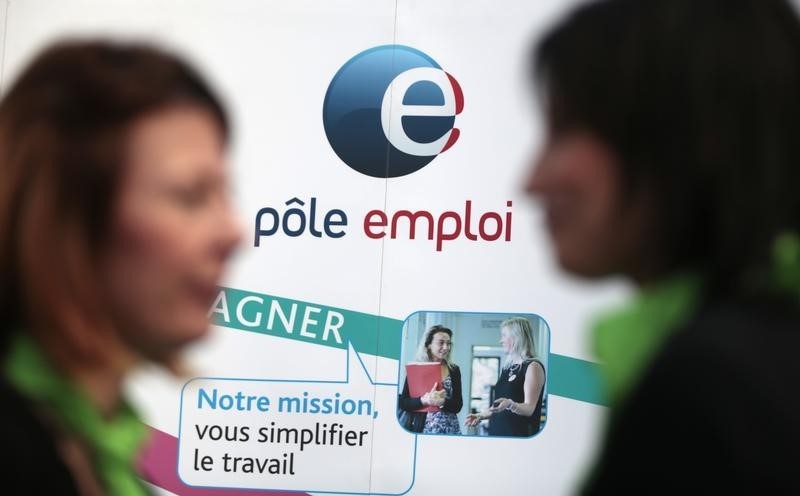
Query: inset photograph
397 312 549 437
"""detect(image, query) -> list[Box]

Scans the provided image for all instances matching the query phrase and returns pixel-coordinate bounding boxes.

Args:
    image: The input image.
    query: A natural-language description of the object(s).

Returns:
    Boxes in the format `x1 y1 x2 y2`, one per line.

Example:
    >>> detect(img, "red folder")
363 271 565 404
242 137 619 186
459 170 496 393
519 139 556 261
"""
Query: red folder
405 362 442 413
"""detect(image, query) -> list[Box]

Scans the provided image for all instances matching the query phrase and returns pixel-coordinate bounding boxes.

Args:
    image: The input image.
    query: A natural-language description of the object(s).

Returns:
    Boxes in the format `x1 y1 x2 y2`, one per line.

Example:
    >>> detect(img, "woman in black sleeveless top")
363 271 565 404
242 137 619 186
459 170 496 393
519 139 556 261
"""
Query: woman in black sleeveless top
465 317 546 436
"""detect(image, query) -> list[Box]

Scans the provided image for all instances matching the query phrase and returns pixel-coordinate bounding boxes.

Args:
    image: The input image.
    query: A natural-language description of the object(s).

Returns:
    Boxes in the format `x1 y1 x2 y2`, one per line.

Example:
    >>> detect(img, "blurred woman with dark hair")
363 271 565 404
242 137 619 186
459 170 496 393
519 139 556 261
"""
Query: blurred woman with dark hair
528 0 800 492
0 41 241 494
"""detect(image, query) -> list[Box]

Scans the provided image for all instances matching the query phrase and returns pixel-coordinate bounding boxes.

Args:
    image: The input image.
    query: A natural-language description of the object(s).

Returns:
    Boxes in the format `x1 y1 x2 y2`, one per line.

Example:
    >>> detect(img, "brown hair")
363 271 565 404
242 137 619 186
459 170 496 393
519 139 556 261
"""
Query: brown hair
534 0 800 296
0 40 229 370
415 325 454 367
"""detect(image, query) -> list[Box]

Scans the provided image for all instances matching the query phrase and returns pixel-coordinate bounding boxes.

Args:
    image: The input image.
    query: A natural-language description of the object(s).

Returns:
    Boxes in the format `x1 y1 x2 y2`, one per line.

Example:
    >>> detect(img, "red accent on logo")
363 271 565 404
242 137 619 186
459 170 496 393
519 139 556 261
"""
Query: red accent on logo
446 72 464 115
441 128 460 152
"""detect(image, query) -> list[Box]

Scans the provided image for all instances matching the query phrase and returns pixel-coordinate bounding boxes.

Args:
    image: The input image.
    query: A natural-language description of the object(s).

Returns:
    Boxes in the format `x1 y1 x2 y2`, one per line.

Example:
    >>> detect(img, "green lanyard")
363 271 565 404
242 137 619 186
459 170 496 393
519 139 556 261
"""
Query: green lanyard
5 335 149 496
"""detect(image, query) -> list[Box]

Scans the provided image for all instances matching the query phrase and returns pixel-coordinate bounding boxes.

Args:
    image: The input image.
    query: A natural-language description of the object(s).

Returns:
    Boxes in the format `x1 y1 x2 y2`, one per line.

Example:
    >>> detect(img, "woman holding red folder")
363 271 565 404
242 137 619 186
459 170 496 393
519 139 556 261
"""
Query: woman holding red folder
0 41 241 494
398 325 463 434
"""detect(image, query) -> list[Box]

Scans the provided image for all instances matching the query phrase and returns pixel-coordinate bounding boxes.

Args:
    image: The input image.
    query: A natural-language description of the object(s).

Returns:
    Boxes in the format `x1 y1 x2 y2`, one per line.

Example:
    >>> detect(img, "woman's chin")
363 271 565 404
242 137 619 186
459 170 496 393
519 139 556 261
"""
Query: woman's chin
155 319 213 355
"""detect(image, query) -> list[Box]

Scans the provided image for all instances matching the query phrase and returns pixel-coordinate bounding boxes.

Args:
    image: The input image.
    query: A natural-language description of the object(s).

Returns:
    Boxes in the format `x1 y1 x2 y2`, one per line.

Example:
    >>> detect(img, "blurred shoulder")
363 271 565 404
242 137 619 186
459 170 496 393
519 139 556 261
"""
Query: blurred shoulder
0 380 79 493
643 296 800 424
668 297 800 365
596 297 800 492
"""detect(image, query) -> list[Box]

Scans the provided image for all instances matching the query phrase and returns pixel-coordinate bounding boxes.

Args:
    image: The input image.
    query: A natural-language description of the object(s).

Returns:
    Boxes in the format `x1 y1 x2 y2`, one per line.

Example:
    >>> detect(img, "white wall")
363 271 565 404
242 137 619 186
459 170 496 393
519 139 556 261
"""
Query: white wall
0 1 7 92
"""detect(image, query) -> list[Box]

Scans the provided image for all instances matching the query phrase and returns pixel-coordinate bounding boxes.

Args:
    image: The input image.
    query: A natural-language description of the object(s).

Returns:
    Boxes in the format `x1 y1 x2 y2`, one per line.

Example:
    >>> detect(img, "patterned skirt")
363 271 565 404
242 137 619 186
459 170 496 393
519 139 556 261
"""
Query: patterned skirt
423 411 461 434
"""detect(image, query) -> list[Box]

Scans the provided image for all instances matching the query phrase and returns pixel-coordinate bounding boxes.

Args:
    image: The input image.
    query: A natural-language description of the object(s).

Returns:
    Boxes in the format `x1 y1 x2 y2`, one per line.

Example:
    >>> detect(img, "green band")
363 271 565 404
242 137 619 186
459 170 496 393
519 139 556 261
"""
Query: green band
212 286 606 406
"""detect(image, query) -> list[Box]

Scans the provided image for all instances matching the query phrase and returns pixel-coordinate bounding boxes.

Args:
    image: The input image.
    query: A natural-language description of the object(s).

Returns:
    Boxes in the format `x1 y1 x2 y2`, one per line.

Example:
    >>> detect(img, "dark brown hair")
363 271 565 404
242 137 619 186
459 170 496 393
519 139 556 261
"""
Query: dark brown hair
0 40 229 367
535 0 800 297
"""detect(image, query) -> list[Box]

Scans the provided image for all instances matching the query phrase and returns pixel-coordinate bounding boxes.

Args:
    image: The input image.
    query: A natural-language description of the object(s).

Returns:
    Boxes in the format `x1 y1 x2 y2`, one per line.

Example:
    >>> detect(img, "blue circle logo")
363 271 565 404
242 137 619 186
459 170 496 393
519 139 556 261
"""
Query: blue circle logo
323 45 464 178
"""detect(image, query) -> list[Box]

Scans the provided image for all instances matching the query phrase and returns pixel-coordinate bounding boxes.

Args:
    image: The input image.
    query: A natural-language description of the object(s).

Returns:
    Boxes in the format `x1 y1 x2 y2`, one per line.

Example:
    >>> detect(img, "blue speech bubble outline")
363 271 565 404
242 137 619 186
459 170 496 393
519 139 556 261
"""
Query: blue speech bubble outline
176 340 418 495
394 310 552 440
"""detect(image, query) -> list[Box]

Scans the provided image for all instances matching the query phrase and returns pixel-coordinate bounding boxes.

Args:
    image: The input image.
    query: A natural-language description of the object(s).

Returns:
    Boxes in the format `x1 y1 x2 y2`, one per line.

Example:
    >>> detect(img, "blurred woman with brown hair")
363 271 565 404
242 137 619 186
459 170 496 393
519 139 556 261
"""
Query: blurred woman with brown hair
0 41 241 494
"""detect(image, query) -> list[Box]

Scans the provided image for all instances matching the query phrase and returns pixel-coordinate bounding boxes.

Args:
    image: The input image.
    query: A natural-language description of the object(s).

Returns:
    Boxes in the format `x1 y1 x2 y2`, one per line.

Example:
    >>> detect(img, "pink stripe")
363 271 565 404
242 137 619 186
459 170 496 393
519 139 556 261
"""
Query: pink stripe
138 426 308 496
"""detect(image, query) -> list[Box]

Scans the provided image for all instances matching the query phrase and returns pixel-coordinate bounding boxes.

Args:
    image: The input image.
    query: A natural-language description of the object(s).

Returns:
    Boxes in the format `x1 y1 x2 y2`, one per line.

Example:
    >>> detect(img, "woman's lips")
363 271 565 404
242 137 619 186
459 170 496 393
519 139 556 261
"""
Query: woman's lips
189 281 220 305
543 206 564 235
542 195 573 236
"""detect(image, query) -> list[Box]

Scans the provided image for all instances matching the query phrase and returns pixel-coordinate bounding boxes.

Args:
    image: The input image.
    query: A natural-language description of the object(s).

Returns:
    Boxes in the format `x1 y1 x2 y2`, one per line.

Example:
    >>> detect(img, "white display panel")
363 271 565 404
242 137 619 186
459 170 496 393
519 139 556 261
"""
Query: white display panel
1 1 633 494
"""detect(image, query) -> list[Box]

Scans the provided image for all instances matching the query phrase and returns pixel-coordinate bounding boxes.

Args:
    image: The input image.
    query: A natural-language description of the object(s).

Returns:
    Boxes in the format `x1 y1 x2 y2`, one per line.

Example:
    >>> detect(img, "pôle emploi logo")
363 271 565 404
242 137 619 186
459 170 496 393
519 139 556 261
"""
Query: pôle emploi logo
322 45 463 178
253 45 513 252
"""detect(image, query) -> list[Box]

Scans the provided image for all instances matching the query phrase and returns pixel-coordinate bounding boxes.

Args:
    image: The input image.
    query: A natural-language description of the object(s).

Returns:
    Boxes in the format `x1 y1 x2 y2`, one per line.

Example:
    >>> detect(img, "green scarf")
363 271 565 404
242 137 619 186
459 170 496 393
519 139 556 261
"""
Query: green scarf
592 272 702 407
593 230 800 408
5 335 149 496
772 231 800 300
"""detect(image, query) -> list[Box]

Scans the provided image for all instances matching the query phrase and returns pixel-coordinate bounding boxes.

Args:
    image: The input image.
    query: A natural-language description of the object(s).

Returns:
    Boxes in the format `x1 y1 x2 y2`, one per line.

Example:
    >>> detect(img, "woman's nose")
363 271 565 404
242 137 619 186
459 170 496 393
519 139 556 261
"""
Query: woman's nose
526 153 549 195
